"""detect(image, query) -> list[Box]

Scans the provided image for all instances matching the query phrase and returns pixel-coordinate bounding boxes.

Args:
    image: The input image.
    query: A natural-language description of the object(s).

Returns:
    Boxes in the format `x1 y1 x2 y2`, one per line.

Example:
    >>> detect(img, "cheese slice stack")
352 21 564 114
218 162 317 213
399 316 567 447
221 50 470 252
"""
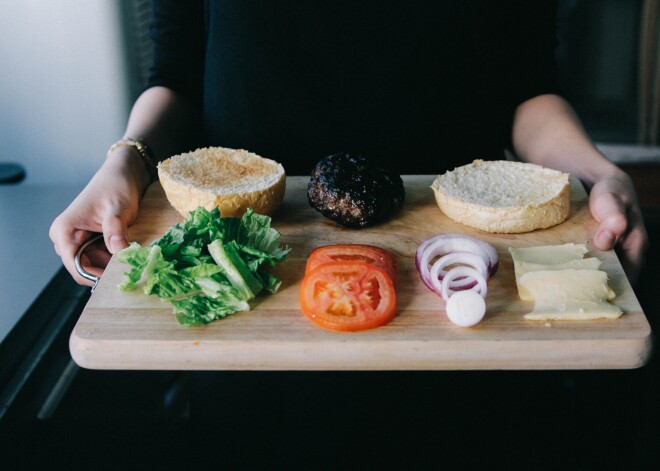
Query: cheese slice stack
509 244 622 320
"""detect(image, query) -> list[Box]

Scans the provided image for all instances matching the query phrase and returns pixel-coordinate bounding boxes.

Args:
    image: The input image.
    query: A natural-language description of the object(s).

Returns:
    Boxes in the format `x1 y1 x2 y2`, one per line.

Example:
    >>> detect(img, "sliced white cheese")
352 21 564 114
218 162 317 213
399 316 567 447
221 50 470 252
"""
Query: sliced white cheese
509 243 603 300
514 258 603 299
517 269 622 320
514 257 602 280
518 269 616 302
509 243 588 265
523 302 623 321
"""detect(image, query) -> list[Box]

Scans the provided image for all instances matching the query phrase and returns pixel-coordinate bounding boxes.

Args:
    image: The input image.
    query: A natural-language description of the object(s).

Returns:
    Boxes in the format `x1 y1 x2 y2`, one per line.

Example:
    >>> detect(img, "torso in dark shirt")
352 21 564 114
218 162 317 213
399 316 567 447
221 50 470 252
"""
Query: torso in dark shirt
149 1 559 175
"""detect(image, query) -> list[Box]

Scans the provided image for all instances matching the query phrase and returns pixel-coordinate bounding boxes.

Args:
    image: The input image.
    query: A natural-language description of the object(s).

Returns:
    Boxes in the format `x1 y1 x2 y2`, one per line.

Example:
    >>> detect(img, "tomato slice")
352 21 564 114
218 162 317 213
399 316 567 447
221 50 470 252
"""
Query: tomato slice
305 244 397 282
299 261 397 331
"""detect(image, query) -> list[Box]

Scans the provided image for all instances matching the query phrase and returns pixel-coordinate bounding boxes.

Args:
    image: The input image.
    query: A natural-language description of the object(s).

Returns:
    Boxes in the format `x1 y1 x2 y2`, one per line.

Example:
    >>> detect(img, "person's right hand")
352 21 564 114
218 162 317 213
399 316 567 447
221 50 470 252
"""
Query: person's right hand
49 147 151 285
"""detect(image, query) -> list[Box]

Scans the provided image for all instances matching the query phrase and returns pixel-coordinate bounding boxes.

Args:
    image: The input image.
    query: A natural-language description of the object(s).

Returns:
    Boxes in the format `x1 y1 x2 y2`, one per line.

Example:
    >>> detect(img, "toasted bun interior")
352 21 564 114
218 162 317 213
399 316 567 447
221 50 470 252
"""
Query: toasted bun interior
158 147 286 218
431 160 570 233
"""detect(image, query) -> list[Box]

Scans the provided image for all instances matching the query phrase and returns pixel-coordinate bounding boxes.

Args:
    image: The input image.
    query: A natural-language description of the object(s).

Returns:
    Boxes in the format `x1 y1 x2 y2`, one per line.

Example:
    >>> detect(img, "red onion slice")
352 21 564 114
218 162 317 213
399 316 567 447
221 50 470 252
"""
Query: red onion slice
417 234 497 271
417 236 491 289
415 233 453 273
440 266 488 302
446 290 487 327
427 252 489 294
430 251 489 281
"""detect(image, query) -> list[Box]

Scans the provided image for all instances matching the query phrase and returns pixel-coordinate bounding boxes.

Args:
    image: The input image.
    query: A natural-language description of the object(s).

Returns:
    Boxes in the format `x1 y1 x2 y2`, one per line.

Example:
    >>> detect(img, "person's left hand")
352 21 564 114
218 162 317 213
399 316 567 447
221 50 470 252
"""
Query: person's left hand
588 169 648 283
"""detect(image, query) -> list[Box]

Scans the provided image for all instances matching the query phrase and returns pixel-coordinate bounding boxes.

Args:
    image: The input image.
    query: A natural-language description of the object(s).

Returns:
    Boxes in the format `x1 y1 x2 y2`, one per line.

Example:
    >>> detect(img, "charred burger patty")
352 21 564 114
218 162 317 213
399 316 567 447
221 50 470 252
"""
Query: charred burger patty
307 153 405 228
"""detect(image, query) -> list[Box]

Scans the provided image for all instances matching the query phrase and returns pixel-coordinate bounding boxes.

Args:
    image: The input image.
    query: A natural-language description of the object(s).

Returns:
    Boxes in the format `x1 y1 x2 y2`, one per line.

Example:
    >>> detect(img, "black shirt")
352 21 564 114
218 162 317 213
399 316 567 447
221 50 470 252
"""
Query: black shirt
148 0 559 175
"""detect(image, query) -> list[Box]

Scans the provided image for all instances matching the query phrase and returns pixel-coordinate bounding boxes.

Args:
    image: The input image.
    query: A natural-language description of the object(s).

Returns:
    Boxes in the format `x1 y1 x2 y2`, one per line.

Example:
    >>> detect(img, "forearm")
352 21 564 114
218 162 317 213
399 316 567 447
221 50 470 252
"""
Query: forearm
123 85 199 162
513 94 647 279
106 86 199 194
512 94 622 187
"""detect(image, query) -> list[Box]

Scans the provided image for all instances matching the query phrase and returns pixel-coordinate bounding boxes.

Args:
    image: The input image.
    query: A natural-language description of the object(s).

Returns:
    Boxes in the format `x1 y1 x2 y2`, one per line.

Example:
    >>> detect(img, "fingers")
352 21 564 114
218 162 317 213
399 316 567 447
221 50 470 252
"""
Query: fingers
86 245 113 270
80 253 106 279
51 202 132 286
102 211 130 254
50 218 96 286
615 209 648 284
589 191 628 251
49 157 144 286
588 174 649 284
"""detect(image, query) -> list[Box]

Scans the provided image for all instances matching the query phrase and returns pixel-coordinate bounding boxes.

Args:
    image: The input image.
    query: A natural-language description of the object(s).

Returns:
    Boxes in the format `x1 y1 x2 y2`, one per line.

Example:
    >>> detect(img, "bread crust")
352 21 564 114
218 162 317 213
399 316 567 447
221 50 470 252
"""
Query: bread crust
158 147 286 218
431 160 570 233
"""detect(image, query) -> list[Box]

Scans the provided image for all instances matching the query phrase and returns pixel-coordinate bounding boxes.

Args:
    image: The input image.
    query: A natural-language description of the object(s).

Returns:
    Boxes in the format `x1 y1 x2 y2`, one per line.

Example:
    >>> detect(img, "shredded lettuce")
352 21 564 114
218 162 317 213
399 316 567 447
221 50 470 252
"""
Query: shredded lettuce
117 207 289 325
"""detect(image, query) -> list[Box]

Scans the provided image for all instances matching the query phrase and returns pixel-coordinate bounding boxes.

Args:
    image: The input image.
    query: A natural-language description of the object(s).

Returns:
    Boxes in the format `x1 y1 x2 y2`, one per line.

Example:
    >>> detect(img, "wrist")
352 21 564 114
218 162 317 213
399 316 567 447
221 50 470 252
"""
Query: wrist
105 145 153 194
581 159 627 189
106 138 157 193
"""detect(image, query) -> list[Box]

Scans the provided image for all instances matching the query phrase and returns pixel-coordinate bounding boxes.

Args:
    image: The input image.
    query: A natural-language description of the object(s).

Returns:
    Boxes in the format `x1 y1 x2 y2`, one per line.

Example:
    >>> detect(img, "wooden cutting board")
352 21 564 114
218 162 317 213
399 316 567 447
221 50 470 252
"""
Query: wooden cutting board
70 176 652 370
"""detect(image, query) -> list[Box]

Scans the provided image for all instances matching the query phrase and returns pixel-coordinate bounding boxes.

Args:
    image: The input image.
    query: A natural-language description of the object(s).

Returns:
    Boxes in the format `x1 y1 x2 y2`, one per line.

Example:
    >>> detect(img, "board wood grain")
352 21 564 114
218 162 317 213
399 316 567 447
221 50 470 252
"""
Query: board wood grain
70 176 653 370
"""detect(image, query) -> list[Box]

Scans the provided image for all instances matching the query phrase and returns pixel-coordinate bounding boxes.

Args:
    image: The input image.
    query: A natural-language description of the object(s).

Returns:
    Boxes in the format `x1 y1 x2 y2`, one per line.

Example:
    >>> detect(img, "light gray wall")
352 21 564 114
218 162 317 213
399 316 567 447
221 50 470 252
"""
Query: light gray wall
0 0 130 185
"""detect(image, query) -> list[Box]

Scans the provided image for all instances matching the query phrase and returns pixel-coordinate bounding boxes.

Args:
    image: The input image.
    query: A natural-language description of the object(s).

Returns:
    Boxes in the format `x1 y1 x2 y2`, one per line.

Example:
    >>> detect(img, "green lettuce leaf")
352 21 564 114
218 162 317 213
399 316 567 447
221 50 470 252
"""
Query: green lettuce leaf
237 209 290 260
171 293 250 326
116 206 289 325
208 240 263 300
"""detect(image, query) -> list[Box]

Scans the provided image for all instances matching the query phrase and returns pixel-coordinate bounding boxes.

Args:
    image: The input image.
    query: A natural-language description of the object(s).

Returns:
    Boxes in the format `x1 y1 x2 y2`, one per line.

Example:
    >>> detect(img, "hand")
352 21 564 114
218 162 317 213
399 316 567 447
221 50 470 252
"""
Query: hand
49 148 150 285
588 169 648 283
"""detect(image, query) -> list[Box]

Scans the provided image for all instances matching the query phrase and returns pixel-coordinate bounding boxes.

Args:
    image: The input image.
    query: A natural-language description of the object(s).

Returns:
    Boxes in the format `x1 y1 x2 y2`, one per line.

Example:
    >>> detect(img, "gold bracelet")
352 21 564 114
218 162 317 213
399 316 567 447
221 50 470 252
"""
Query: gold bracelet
107 138 158 182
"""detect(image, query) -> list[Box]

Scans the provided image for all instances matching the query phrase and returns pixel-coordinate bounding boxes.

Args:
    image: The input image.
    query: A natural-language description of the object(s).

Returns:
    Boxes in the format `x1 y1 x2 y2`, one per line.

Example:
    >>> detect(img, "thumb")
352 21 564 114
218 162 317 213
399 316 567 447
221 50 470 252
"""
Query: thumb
589 190 628 250
102 210 130 254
